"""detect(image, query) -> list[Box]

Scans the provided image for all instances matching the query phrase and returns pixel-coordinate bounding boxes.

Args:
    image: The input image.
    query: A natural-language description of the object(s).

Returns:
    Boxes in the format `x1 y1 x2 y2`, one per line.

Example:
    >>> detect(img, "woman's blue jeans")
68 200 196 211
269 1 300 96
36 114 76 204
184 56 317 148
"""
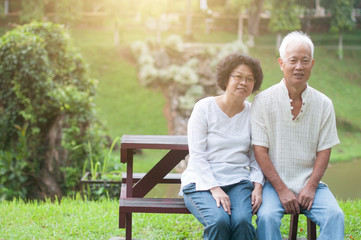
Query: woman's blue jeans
256 182 344 240
182 181 256 240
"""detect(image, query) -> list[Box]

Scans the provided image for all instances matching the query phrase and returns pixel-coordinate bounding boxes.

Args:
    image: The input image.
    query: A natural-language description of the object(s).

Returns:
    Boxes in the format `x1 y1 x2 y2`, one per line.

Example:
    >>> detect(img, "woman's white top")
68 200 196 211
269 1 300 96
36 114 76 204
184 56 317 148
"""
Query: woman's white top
180 97 264 192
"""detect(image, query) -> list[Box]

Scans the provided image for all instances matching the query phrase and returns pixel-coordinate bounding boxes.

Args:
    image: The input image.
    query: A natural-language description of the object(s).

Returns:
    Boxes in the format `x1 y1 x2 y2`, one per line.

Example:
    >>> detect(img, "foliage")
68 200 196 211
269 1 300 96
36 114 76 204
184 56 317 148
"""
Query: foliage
178 85 205 110
322 0 355 59
0 22 106 199
164 34 184 53
323 0 355 33
19 0 83 26
268 0 302 33
227 0 252 14
130 34 248 111
0 125 30 200
0 2 4 18
83 137 121 180
0 197 360 239
53 0 83 26
20 0 45 23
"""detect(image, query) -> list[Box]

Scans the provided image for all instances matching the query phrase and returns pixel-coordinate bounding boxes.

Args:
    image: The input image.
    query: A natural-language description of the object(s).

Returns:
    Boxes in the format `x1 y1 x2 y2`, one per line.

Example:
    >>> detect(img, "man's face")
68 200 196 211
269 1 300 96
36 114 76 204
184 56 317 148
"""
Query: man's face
278 42 314 88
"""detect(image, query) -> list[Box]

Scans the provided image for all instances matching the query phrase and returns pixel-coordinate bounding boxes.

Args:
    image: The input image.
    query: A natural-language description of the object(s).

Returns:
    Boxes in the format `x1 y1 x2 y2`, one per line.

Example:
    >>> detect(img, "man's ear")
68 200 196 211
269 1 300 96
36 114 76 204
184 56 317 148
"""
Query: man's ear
278 57 283 70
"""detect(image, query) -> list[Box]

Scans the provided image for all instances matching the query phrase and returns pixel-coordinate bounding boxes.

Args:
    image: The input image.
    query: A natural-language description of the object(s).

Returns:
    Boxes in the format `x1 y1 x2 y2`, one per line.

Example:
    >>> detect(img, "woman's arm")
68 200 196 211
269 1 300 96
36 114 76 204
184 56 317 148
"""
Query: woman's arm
187 100 218 190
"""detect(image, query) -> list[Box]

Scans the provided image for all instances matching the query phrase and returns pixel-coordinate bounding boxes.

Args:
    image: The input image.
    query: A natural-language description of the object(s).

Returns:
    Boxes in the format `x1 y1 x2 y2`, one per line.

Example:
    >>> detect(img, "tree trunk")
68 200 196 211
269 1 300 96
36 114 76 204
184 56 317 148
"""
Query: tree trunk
114 23 120 48
302 9 312 33
276 32 282 52
4 0 9 15
38 115 65 199
247 0 264 47
238 12 244 43
185 0 193 39
316 0 321 16
338 33 343 60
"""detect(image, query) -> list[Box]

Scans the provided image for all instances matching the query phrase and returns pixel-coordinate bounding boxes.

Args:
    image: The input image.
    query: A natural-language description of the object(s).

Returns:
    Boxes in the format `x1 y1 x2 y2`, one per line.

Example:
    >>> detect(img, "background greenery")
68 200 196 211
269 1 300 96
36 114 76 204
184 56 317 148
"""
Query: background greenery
0 22 110 200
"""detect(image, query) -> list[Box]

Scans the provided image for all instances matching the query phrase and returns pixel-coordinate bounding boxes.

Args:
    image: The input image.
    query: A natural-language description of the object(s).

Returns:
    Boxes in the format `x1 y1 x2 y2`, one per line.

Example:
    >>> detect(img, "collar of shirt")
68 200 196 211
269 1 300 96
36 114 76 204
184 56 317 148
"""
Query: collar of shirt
279 79 310 123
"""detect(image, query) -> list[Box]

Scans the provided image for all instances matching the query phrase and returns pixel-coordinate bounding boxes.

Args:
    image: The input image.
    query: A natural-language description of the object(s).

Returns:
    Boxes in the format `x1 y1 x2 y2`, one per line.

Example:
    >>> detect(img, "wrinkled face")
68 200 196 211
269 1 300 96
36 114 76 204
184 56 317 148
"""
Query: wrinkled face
279 42 314 88
225 64 255 98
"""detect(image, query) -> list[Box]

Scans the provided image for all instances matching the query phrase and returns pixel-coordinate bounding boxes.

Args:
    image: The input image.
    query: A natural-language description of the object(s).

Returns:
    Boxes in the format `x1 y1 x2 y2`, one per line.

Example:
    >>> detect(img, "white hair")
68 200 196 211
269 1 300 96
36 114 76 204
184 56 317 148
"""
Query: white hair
279 31 314 59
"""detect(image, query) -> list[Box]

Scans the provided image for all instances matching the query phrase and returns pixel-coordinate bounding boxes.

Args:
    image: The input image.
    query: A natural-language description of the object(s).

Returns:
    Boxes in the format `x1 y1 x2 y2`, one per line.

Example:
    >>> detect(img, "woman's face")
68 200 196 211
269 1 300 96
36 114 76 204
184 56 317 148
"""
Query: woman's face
225 64 255 99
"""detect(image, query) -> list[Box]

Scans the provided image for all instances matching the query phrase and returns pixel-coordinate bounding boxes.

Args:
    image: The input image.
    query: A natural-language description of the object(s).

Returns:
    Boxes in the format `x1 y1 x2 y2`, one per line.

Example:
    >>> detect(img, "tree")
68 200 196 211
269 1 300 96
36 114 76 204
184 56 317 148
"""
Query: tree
0 22 105 199
296 0 317 33
247 0 264 47
228 0 252 43
269 0 301 50
322 0 355 60
19 0 83 26
5 0 9 14
20 0 45 23
136 0 172 43
52 0 83 27
101 0 131 48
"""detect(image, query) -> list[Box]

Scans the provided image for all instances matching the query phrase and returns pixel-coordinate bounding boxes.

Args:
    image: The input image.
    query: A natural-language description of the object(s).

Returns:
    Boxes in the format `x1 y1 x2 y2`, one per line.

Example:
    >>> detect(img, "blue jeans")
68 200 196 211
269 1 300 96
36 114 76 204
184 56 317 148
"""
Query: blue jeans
256 182 344 240
182 181 256 240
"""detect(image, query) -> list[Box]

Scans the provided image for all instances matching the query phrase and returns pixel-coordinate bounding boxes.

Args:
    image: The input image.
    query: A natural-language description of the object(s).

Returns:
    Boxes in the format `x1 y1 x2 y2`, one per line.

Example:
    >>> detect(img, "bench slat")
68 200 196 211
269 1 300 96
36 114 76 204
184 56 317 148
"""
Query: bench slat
120 198 189 214
121 172 182 184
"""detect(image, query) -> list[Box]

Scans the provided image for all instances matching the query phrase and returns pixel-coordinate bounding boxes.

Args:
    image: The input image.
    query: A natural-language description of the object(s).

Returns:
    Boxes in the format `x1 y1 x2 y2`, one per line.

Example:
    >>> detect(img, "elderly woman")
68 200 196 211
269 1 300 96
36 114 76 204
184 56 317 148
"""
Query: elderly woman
181 53 264 240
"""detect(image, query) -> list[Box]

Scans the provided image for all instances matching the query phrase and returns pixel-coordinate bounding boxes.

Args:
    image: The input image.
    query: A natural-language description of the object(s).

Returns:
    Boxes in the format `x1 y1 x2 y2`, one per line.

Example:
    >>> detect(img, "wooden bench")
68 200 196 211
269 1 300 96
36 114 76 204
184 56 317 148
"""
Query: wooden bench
119 135 317 240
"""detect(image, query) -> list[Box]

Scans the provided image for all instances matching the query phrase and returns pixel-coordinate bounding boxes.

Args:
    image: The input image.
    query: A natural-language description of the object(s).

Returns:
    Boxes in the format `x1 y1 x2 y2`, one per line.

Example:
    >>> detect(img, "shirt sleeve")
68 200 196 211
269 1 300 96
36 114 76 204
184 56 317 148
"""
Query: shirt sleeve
248 146 265 185
187 100 218 191
251 94 269 148
317 101 340 152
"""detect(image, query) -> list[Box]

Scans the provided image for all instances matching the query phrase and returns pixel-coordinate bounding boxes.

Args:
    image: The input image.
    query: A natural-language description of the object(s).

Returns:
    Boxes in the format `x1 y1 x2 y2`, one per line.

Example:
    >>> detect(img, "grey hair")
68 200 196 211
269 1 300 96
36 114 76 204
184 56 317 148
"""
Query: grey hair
279 31 314 59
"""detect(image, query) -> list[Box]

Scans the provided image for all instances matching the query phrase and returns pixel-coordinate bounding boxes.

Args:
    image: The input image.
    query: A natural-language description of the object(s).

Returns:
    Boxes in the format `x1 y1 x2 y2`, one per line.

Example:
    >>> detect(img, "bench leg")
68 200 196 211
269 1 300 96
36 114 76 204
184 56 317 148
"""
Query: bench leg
289 214 299 240
307 218 317 240
125 213 132 240
119 212 126 228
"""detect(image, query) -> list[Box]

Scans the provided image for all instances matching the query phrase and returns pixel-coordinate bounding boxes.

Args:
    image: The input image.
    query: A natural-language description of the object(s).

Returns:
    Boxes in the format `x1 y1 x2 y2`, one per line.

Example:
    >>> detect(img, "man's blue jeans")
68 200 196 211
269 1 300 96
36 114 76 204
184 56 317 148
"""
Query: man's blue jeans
256 182 344 240
182 181 256 240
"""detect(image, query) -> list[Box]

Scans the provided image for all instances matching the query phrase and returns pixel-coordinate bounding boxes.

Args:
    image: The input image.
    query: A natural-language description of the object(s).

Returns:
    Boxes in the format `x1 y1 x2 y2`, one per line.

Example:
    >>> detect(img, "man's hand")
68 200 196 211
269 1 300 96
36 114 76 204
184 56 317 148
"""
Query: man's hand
210 186 231 215
251 182 262 215
278 188 300 215
296 148 331 211
297 185 316 211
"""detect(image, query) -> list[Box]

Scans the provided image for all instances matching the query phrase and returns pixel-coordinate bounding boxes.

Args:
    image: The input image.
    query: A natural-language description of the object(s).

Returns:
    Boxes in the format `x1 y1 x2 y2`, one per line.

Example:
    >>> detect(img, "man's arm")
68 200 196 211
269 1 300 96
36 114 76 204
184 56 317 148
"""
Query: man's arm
297 148 331 210
254 145 300 214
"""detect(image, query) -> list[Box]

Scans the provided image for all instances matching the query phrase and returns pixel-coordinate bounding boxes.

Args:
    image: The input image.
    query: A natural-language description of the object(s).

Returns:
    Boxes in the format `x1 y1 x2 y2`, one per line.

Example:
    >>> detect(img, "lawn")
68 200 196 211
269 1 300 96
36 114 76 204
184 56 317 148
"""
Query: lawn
0 196 360 239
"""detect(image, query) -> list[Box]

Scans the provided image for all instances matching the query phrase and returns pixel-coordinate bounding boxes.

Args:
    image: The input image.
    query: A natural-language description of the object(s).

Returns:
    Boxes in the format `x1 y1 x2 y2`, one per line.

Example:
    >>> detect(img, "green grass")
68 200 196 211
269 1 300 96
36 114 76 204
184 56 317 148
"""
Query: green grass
69 28 168 140
0 197 360 239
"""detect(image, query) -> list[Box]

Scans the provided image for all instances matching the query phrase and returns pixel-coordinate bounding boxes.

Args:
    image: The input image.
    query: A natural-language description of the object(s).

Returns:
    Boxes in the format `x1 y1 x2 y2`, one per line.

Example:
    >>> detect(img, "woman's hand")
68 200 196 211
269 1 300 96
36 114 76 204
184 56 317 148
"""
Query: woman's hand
210 186 231 215
251 182 263 215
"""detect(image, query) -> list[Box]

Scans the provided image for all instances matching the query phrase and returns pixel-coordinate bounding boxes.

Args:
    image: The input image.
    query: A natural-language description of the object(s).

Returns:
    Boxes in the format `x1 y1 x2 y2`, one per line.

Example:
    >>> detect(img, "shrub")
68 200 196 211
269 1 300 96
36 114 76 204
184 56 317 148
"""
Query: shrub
0 22 106 200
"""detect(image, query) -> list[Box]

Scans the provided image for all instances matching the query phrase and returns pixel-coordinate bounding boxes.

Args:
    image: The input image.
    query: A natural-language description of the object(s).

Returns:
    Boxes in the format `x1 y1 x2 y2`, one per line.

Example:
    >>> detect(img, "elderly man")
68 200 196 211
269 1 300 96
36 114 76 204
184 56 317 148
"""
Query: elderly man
251 31 344 239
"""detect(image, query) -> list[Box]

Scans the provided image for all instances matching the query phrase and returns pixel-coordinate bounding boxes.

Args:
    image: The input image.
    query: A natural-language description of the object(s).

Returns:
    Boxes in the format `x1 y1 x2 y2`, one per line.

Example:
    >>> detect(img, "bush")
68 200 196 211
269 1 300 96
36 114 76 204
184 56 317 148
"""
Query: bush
0 22 106 200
